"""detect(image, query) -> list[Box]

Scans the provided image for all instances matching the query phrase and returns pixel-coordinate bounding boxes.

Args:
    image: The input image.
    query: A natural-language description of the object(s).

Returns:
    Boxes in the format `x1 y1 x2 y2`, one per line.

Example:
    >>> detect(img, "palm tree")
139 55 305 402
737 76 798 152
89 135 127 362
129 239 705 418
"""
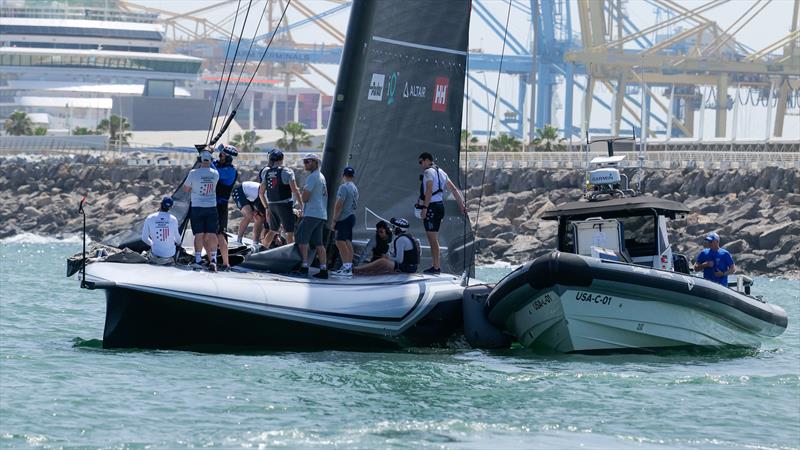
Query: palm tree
230 130 262 152
531 124 565 152
276 122 312 152
489 133 522 152
460 130 478 151
72 127 99 136
33 126 47 136
4 111 34 136
96 115 132 145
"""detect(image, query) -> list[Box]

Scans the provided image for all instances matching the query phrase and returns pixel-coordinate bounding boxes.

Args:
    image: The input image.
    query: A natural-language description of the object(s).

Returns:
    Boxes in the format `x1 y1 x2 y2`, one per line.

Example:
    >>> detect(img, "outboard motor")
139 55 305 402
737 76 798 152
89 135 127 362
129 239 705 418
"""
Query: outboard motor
463 285 511 349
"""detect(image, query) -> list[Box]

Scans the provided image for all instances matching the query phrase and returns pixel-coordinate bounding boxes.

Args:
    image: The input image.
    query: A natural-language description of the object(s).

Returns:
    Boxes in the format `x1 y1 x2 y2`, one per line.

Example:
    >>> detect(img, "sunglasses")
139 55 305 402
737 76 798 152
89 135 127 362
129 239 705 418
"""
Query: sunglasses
303 160 313 164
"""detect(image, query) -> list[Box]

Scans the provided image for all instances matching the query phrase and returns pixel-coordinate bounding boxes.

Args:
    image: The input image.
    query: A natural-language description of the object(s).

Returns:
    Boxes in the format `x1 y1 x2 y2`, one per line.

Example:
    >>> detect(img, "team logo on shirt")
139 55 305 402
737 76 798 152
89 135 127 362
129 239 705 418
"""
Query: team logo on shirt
156 223 170 241
432 77 449 112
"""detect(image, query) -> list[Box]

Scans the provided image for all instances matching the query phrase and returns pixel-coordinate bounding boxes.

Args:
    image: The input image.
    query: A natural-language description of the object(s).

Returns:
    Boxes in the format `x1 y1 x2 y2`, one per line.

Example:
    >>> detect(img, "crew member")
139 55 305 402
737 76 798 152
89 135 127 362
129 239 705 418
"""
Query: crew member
213 144 239 270
694 232 736 286
141 196 181 265
353 218 419 275
183 150 219 271
232 180 266 245
330 166 359 279
295 153 328 279
416 152 467 274
259 150 303 246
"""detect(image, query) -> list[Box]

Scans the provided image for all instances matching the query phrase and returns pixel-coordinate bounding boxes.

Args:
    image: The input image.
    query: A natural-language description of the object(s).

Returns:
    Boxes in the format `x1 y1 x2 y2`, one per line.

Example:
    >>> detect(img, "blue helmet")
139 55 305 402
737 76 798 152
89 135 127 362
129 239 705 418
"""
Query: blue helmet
160 196 174 209
269 149 284 162
390 217 409 229
222 145 238 158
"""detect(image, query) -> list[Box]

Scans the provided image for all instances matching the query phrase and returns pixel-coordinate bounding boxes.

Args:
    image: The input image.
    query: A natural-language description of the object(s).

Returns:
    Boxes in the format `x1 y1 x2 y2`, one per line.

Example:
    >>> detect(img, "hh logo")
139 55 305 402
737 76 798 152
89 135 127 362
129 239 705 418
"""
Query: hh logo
432 77 449 112
368 73 385 101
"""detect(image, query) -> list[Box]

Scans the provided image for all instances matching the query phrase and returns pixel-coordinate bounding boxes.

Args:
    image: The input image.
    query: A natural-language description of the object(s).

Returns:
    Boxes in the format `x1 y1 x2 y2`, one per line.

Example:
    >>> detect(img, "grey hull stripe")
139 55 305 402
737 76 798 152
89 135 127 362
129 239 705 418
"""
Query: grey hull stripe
371 36 467 55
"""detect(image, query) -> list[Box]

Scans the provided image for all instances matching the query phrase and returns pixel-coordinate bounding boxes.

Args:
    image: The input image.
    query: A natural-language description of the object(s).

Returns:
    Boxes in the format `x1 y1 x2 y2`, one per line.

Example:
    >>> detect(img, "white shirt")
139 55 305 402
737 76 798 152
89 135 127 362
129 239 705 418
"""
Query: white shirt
242 181 260 201
423 167 449 202
141 211 181 258
390 234 414 264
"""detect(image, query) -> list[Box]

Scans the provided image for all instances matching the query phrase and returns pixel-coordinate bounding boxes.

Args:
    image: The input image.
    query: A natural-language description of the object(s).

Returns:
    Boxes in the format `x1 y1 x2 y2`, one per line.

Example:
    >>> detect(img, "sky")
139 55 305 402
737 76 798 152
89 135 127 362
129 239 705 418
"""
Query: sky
126 0 799 140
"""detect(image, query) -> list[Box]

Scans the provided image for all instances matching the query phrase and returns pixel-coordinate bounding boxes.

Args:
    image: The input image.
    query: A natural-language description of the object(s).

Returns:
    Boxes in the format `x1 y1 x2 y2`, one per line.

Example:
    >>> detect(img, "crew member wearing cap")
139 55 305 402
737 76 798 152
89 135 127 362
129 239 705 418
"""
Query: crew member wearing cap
330 166 359 279
212 144 239 270
694 232 736 286
353 218 419 275
417 152 467 275
259 149 303 246
295 153 329 279
183 150 220 271
141 196 181 265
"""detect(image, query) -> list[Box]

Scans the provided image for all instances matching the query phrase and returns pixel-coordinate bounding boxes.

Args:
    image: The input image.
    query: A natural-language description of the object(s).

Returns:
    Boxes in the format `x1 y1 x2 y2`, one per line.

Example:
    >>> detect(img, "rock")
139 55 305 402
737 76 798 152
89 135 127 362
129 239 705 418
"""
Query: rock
117 194 140 212
723 239 749 254
22 206 41 219
758 222 794 250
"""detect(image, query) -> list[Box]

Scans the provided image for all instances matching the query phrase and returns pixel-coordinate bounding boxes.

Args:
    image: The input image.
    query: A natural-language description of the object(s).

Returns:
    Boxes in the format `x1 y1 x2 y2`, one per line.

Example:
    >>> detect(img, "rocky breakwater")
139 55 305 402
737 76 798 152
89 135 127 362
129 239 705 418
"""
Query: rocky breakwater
0 155 797 277
464 166 800 277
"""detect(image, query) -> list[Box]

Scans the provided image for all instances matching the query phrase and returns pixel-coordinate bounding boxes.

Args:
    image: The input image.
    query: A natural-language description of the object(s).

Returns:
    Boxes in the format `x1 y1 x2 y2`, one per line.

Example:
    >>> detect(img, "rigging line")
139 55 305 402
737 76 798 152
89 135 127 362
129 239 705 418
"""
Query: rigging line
463 41 471 280
233 0 292 110
210 0 256 143
224 0 272 119
468 0 512 272
206 0 244 145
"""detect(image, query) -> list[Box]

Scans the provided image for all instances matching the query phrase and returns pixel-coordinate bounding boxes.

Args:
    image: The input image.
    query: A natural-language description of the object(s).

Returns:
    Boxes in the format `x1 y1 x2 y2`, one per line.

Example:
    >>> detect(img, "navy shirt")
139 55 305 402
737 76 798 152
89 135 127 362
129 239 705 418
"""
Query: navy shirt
696 248 734 286
213 161 238 204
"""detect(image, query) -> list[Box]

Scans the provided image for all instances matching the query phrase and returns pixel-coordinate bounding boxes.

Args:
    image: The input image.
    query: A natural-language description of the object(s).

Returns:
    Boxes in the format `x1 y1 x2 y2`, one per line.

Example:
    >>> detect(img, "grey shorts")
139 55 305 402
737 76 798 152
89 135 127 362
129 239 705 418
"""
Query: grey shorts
295 216 326 247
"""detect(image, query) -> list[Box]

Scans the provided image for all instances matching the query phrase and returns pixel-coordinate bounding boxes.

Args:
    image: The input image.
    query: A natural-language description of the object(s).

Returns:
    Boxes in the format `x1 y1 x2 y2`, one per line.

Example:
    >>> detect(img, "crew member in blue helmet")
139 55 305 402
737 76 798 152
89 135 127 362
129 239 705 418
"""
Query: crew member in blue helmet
694 231 736 286
213 144 239 270
258 149 303 246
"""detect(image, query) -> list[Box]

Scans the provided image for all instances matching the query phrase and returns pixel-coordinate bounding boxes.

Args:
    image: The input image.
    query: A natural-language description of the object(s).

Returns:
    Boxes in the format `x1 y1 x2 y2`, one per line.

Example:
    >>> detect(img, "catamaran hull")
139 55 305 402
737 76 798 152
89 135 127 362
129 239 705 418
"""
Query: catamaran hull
486 252 788 353
102 287 461 350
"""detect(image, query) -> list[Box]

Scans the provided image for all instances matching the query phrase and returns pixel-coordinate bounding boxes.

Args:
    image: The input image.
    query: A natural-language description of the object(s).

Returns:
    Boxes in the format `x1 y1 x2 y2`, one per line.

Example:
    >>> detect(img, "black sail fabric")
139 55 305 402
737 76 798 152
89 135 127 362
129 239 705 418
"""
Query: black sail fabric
323 0 474 275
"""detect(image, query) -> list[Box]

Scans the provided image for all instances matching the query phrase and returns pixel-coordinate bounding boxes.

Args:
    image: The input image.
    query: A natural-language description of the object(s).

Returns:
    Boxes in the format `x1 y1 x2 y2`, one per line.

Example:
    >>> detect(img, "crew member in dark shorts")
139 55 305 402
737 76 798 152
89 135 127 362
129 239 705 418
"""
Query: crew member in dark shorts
295 153 328 279
213 144 239 270
258 150 303 246
330 166 359 279
183 150 219 271
416 152 467 275
233 180 266 245
353 218 419 275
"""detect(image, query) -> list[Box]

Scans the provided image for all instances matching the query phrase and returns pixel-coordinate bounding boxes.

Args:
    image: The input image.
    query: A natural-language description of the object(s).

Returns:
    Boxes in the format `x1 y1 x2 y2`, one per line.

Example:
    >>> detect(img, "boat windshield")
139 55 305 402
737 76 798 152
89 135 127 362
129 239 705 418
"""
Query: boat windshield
559 214 657 257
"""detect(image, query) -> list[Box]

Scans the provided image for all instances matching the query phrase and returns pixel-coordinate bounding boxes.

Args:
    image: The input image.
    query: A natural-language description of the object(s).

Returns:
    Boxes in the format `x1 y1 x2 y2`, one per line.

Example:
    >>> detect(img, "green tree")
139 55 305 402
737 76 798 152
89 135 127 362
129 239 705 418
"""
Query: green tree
72 127 99 135
4 111 34 136
276 122 312 152
530 124 565 152
230 130 262 152
96 115 131 145
490 133 522 152
33 126 47 136
460 130 479 151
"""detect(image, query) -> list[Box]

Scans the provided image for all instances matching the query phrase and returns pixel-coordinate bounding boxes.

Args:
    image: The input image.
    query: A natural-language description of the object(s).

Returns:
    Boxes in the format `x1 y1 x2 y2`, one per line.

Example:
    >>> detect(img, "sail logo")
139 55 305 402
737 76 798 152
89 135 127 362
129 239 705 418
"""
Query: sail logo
432 77 449 112
368 73 385 101
403 81 426 99
386 72 398 105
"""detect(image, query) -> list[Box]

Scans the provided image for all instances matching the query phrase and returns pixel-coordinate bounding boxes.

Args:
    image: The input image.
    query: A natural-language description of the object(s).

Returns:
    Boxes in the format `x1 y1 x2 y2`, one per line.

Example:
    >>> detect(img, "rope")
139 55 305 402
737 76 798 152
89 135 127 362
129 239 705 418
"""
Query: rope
463 35 471 281
467 0 512 274
233 0 292 110
206 0 244 145
210 0 255 143
224 0 273 118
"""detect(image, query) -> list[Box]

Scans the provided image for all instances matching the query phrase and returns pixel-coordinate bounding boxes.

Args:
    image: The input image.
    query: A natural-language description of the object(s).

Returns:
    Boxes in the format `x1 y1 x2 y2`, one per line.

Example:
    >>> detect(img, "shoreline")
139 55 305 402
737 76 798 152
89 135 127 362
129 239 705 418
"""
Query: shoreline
1 154 798 277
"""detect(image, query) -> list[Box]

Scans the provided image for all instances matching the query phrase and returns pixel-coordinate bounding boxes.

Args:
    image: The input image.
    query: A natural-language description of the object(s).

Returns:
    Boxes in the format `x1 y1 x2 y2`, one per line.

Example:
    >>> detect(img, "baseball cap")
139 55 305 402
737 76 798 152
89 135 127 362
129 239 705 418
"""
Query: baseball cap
160 196 174 209
343 166 355 177
705 232 720 242
303 153 321 162
200 150 213 161
390 217 410 229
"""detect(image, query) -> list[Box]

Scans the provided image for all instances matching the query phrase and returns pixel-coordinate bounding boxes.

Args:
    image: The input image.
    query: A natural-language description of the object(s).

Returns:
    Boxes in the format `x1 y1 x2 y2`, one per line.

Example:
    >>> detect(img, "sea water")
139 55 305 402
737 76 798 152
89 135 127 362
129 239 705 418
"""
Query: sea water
1 239 798 449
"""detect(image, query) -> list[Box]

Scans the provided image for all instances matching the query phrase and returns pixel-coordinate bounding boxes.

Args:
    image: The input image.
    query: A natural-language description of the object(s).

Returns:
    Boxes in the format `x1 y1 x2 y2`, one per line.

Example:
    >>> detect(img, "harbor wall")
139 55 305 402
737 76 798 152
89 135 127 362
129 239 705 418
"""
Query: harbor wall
0 155 797 277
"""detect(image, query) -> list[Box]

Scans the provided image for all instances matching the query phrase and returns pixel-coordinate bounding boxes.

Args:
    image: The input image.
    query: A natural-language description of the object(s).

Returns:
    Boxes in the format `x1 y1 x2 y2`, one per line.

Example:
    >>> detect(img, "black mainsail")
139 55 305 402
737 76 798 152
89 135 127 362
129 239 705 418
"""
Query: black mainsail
321 0 474 275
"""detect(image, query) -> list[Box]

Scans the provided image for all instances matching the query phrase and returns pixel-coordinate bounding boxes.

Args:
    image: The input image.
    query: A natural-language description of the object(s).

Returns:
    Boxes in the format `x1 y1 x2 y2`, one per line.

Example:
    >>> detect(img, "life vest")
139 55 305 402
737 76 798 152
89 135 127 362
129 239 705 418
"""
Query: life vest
393 232 420 266
264 166 293 202
419 165 444 201
215 165 239 202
